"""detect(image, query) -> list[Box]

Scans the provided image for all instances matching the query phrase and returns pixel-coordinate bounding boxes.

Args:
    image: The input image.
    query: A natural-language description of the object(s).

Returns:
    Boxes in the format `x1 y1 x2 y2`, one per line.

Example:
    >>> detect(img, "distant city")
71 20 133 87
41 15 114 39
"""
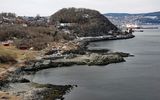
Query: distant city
104 11 160 26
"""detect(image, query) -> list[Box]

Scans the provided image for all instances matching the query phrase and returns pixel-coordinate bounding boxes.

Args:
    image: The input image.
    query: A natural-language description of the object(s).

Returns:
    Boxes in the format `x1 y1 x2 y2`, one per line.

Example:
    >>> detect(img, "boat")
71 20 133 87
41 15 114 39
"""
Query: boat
126 24 141 29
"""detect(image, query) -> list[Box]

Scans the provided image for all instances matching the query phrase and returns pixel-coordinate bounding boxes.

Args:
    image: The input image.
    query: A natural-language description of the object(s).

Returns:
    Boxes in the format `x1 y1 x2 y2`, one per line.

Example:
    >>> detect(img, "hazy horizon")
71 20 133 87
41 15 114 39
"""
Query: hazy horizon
0 0 160 16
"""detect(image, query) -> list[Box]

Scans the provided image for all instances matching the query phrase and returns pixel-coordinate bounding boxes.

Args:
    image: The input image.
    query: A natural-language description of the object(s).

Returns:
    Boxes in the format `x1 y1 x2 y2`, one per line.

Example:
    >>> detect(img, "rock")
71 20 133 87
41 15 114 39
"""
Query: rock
10 78 30 83
0 80 8 89
43 55 64 60
19 78 30 83
43 60 51 65
64 53 77 59
87 48 110 54
25 83 74 100
112 52 130 57
45 49 59 55
88 53 125 65
35 62 42 68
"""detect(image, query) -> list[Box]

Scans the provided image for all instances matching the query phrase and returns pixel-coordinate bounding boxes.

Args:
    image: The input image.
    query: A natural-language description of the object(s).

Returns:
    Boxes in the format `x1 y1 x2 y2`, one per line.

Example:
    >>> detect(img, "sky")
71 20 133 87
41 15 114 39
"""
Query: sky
0 0 160 16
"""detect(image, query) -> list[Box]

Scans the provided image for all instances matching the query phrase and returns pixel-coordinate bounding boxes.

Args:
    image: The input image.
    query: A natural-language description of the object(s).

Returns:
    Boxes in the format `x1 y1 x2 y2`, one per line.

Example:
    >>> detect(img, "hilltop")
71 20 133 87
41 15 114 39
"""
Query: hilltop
50 8 118 37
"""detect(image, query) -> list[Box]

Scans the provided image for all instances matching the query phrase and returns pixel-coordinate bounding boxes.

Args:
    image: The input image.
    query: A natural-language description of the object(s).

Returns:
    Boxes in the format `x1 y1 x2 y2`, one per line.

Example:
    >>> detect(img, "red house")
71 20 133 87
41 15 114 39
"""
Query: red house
2 41 10 46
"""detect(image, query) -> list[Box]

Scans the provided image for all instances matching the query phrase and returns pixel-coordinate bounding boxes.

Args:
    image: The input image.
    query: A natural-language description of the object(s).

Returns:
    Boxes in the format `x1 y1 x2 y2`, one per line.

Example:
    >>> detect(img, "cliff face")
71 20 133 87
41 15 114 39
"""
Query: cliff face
50 8 118 37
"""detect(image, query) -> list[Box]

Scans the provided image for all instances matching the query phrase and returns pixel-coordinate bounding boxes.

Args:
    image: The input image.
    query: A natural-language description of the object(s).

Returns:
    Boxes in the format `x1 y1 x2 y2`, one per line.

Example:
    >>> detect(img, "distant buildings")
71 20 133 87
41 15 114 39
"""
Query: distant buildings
105 13 160 26
0 12 50 26
1 40 13 46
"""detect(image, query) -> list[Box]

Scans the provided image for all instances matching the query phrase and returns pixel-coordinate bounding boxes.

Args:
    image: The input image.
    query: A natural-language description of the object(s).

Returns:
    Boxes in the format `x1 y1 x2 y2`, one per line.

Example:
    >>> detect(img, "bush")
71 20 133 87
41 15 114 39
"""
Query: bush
0 25 73 50
0 49 17 64
0 55 17 64
0 25 29 41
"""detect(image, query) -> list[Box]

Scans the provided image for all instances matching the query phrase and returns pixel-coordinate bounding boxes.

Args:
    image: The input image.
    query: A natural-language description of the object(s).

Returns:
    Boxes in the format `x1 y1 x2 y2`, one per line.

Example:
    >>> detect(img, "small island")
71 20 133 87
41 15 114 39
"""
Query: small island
0 8 134 100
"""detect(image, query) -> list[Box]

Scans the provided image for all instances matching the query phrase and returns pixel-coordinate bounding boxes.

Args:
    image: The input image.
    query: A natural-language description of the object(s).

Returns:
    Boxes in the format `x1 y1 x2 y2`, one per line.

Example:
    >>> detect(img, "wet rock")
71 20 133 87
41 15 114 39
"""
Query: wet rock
110 52 132 57
18 78 30 83
10 78 30 83
22 83 74 100
0 80 9 89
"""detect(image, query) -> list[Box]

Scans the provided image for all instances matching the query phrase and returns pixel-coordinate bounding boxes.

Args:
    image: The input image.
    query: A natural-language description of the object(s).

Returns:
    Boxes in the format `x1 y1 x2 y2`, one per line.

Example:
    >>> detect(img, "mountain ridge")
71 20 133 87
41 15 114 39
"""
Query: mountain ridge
104 11 160 16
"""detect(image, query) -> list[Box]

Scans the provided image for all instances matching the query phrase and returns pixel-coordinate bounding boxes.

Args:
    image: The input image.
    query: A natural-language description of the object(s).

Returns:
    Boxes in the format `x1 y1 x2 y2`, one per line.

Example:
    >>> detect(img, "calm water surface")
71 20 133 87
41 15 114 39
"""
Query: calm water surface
31 26 160 100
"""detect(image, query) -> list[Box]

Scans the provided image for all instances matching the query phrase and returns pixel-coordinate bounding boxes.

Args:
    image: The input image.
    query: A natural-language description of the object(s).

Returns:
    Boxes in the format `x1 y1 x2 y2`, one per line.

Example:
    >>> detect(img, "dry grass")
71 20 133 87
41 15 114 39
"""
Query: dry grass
0 46 17 59
0 91 21 100
0 44 39 61
0 44 39 76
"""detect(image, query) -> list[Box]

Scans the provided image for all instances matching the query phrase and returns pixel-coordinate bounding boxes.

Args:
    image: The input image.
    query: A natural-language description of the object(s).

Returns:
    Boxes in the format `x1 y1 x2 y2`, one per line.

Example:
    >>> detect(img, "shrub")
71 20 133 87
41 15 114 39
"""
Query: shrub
0 49 17 64
0 55 17 64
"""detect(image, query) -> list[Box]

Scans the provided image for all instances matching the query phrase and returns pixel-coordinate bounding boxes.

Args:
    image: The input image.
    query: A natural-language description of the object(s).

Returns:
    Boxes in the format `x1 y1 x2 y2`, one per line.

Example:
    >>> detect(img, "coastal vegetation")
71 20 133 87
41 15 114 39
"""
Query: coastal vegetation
0 25 70 50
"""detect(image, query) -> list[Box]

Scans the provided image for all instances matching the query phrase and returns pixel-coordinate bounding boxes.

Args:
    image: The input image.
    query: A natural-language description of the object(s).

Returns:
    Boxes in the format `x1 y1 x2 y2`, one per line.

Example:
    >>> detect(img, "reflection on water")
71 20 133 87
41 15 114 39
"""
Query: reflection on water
32 26 160 100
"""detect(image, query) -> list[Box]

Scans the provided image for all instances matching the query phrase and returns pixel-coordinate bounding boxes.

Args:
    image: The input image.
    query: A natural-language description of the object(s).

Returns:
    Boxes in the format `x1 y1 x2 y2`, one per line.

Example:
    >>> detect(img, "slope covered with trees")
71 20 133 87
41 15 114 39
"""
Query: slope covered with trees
0 8 119 50
50 8 118 37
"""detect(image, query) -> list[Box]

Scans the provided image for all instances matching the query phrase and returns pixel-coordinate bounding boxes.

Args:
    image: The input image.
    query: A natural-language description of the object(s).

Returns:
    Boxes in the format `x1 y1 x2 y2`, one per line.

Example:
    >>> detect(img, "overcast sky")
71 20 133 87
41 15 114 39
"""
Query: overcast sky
0 0 160 16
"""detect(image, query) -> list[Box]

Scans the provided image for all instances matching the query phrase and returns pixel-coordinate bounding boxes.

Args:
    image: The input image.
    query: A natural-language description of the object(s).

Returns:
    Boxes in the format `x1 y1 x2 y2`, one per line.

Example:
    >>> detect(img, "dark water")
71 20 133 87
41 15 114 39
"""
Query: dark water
31 26 160 100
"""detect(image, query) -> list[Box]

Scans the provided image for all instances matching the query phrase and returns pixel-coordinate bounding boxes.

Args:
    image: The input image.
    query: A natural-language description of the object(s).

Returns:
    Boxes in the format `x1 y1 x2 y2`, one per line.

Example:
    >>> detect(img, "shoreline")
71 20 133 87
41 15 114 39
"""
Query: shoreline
76 34 135 51
0 33 135 100
77 34 135 42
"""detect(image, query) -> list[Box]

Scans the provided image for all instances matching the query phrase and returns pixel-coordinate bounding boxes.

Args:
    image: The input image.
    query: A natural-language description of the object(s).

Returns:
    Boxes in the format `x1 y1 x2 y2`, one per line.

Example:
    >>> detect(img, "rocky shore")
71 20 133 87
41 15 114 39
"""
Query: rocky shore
0 66 75 100
0 34 134 100
22 51 132 72
76 34 135 42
